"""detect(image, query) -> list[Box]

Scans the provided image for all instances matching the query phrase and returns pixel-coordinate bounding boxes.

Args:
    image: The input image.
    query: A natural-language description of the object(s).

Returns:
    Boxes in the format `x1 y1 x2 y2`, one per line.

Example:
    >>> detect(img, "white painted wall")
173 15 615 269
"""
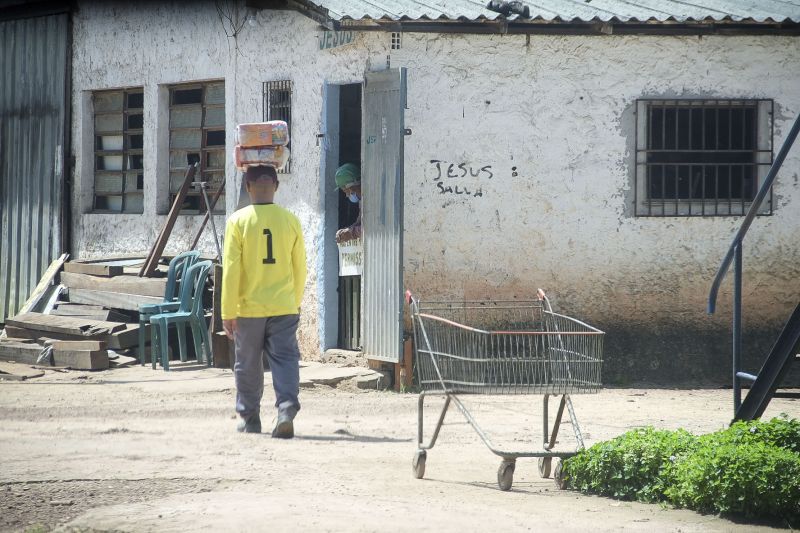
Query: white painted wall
70 1 800 380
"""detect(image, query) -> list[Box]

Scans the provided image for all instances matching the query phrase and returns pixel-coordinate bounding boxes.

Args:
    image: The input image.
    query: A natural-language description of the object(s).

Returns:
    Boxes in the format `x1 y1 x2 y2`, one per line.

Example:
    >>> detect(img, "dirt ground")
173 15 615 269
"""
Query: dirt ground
1 362 798 533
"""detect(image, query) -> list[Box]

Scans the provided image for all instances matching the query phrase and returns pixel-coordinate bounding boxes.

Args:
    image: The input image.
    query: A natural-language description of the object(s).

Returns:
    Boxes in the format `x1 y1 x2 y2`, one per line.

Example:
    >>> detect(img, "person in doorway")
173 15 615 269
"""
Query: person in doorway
334 163 362 244
221 165 307 438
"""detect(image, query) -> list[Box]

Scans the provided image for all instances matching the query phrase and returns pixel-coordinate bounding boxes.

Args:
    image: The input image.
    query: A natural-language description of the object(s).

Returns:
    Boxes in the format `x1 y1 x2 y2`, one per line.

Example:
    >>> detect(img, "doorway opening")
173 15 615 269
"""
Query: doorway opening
336 83 362 350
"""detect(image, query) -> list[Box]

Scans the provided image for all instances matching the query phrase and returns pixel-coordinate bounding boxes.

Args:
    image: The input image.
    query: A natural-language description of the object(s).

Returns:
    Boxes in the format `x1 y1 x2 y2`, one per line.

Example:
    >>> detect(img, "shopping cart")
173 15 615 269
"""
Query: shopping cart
407 289 604 490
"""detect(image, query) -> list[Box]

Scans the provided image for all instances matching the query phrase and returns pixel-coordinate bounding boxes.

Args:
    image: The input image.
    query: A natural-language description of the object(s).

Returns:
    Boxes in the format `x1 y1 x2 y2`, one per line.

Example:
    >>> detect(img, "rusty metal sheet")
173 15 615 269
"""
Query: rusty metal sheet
0 13 69 322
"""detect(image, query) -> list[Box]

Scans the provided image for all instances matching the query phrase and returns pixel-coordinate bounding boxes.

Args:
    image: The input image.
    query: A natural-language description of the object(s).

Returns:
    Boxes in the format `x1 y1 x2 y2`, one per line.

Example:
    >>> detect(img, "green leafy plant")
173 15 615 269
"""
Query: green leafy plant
665 440 800 521
563 427 697 502
562 415 800 524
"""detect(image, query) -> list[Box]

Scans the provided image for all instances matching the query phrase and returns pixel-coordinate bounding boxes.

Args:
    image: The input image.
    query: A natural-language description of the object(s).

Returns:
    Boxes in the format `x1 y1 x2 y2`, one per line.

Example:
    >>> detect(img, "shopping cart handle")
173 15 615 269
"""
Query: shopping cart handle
405 290 413 304
537 288 547 300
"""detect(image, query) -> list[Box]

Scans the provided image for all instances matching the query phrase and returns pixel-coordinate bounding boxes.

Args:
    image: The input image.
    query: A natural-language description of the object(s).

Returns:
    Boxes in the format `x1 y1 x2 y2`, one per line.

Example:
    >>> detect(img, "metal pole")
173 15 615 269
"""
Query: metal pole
194 181 223 260
733 243 743 413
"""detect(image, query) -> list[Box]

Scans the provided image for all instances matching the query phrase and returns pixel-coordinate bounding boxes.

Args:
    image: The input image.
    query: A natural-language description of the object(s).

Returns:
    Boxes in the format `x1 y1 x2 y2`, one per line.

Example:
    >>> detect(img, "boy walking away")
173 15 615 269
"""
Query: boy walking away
222 165 307 438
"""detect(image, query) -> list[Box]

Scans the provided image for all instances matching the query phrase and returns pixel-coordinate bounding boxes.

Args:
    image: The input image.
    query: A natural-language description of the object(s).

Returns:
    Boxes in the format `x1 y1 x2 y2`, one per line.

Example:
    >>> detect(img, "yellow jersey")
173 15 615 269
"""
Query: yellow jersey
221 203 307 319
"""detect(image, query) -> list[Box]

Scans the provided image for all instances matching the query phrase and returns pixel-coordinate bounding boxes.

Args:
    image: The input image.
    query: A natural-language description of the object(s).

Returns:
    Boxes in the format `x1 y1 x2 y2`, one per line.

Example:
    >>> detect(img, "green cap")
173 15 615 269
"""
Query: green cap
335 163 361 190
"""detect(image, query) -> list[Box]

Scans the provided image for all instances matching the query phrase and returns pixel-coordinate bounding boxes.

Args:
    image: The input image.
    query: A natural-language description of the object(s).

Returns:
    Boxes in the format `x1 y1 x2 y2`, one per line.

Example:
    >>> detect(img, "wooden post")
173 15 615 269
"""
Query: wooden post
394 337 414 392
139 164 198 277
209 263 234 368
190 177 226 250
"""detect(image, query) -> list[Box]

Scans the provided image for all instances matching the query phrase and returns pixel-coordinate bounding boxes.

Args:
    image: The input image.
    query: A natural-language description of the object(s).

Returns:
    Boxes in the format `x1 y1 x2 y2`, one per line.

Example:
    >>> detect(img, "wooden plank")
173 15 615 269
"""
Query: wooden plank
0 362 45 380
107 323 149 350
52 308 123 321
212 331 234 369
6 312 125 336
61 272 167 298
2 325 90 342
52 304 129 322
68 288 162 311
3 337 37 344
44 340 107 351
54 304 105 313
52 349 109 370
40 285 65 314
18 253 69 314
0 342 47 365
64 256 148 277
63 262 124 277
140 163 198 277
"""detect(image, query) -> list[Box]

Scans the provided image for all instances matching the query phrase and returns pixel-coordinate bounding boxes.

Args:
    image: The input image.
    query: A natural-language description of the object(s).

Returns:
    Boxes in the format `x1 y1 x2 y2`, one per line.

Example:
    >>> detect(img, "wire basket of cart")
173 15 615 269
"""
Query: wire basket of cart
407 289 604 490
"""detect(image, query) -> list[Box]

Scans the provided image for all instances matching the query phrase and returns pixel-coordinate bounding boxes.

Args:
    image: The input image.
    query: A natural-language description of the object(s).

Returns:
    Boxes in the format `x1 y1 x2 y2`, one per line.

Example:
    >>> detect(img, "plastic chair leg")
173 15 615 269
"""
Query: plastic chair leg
176 323 188 362
150 320 159 370
159 320 171 371
189 320 203 363
201 322 212 366
139 312 152 365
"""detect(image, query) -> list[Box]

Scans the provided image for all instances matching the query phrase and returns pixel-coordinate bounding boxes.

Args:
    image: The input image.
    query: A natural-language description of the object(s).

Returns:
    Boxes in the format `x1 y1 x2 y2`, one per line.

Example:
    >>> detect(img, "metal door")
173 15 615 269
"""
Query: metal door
361 68 406 363
0 13 70 322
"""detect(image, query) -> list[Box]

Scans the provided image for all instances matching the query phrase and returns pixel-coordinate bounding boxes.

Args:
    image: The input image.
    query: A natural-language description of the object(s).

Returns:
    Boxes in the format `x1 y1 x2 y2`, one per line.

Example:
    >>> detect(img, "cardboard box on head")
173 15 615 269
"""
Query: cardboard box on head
235 121 289 147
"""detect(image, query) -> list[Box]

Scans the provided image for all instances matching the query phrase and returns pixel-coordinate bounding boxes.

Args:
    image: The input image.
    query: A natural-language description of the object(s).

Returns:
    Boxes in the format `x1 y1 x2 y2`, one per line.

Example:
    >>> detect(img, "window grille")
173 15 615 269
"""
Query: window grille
168 81 225 214
391 32 402 50
635 99 773 216
93 88 144 213
263 80 292 173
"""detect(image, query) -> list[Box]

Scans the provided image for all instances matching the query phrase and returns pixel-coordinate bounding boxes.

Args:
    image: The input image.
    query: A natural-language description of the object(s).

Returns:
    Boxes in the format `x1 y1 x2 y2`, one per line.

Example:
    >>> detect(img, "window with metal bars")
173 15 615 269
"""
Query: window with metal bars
168 81 225 214
634 99 773 216
92 88 144 213
391 32 402 50
263 80 292 173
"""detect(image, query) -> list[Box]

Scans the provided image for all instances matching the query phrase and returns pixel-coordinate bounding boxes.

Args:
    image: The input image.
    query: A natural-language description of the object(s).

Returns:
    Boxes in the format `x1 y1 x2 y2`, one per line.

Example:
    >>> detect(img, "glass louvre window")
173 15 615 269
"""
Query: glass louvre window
635 99 773 216
168 81 225 214
263 80 292 173
93 89 144 213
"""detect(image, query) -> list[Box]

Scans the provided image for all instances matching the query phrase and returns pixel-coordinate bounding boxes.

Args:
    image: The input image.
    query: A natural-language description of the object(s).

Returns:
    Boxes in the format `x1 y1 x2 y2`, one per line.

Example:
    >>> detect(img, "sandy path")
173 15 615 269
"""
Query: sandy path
0 365 797 532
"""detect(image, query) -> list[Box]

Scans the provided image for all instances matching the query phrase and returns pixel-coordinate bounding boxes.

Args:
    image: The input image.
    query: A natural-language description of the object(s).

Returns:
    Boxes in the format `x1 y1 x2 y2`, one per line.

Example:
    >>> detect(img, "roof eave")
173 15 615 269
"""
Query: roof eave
338 18 800 36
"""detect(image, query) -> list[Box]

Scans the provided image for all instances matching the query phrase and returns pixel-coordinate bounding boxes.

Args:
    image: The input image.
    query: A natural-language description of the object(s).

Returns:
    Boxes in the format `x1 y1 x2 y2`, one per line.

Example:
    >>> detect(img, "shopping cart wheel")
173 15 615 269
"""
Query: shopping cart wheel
538 457 552 478
497 460 515 491
412 450 427 479
553 459 568 490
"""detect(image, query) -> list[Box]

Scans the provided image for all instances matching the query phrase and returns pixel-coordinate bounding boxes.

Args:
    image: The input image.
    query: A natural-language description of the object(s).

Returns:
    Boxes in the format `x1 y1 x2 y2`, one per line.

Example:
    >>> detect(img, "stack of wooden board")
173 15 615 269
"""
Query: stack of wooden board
0 315 113 370
1 253 227 370
60 261 165 312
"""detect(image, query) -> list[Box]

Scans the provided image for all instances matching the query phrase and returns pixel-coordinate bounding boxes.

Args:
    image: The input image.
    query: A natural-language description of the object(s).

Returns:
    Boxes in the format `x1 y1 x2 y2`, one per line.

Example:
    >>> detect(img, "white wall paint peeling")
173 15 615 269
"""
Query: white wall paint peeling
70 0 800 367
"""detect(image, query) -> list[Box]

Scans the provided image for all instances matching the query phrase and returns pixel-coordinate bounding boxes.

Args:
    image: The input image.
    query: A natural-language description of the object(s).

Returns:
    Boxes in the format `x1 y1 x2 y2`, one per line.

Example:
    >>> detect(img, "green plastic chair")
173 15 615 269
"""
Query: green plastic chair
149 260 213 371
138 250 201 364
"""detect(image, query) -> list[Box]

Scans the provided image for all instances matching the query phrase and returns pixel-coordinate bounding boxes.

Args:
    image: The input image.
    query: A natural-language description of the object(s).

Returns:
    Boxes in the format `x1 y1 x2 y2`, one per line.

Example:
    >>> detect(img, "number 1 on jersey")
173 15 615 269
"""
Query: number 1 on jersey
263 229 276 264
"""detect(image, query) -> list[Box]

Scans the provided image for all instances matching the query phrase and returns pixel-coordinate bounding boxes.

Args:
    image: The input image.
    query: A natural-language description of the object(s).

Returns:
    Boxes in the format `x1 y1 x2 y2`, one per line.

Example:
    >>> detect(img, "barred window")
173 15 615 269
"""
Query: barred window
635 99 773 216
93 88 144 213
168 81 225 214
263 80 292 173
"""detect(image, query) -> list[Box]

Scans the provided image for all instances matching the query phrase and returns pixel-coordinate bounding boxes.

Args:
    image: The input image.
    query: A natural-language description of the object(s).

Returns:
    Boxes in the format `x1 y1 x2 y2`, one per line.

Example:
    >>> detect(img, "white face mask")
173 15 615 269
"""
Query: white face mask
348 193 359 204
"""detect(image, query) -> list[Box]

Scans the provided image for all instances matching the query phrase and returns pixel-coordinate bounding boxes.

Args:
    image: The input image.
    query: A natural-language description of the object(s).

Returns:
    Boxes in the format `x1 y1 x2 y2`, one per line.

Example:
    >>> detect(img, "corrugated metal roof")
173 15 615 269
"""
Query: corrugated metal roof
305 0 800 24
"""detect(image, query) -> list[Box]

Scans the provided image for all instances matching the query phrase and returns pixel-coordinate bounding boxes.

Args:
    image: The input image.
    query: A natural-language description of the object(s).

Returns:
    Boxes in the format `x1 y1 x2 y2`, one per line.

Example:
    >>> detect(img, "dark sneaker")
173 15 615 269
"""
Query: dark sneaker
272 402 297 439
236 413 261 434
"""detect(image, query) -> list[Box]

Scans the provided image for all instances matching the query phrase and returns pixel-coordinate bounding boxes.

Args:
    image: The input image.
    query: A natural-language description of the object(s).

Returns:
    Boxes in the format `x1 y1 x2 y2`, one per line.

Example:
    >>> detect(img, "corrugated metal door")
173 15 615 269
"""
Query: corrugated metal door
0 13 69 322
361 68 406 363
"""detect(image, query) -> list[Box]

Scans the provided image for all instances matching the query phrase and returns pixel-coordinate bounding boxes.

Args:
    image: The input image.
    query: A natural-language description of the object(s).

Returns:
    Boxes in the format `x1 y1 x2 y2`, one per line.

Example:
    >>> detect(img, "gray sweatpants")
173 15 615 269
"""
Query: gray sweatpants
233 315 301 418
